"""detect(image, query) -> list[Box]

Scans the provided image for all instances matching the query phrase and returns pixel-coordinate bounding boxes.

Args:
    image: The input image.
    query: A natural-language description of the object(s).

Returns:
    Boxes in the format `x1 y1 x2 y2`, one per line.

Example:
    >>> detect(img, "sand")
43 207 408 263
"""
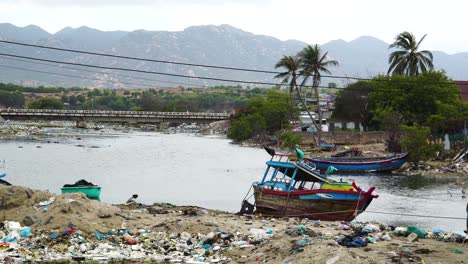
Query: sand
0 185 466 263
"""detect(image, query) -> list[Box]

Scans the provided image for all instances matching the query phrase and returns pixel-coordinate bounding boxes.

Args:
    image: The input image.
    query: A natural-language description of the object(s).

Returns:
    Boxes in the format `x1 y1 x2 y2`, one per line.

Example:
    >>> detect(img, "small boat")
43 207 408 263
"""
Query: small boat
315 137 336 151
0 173 11 186
304 153 408 173
247 147 378 221
61 179 102 201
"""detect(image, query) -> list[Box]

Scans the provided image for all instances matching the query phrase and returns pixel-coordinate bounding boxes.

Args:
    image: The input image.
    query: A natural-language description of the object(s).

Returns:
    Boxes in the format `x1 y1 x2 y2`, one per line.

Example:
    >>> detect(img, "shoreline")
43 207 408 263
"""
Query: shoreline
0 185 466 263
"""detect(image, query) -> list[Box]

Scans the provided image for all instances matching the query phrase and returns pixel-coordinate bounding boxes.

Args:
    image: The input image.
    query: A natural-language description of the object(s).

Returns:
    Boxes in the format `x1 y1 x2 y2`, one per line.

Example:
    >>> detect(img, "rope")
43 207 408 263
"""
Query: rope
365 210 466 220
281 189 293 217
241 184 253 203
258 207 466 220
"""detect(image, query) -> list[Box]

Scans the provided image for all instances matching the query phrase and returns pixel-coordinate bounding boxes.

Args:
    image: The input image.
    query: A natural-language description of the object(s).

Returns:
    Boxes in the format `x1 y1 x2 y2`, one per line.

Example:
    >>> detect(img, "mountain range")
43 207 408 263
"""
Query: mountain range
0 23 467 88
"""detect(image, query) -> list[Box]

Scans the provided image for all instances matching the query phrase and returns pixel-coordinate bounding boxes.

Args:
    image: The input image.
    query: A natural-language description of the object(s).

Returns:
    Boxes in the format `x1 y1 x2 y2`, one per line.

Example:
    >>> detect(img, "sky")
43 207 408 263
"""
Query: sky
0 0 467 54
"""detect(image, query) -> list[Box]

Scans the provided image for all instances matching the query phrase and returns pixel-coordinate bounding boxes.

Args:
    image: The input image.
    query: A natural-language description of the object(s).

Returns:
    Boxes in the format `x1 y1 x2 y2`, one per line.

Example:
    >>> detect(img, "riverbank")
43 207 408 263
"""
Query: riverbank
0 120 229 140
0 185 466 263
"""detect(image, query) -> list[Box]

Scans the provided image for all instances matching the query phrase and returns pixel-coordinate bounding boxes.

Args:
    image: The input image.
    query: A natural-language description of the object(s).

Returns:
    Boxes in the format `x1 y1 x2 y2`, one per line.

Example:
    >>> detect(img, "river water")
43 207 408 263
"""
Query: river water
0 129 466 233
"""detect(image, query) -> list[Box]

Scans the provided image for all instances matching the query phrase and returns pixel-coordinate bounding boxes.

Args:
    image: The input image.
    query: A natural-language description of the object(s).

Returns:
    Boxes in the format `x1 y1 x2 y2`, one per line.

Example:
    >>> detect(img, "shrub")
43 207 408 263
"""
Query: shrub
400 125 442 165
278 131 302 150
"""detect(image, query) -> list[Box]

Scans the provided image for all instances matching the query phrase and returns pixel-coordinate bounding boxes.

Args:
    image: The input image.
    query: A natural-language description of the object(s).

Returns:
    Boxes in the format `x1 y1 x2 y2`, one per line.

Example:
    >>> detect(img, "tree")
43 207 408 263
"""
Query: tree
0 91 25 108
27 97 63 110
274 56 301 99
388 32 433 76
298 44 339 143
369 71 465 133
333 81 374 131
227 90 294 142
400 126 442 165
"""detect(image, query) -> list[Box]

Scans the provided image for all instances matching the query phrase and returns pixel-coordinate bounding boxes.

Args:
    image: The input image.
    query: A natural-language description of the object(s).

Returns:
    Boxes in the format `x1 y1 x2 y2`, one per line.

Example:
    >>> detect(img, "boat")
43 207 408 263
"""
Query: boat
304 153 408 173
247 147 378 221
0 173 11 186
314 137 336 151
61 179 102 201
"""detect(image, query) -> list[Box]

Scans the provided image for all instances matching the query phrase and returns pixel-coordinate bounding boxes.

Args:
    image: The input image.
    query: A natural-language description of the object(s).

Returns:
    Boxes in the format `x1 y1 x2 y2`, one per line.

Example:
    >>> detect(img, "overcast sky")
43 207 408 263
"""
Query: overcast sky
0 0 466 54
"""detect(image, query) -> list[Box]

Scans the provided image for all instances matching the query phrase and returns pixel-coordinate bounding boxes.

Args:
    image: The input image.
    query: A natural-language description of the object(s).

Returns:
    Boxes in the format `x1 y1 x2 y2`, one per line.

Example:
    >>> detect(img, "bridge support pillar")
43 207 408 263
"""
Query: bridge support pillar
76 120 88 128
159 122 170 129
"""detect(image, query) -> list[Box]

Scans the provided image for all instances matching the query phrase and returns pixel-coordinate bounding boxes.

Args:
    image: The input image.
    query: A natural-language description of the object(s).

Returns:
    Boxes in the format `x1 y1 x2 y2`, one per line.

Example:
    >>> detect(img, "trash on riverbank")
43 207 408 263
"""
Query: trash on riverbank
1 185 467 263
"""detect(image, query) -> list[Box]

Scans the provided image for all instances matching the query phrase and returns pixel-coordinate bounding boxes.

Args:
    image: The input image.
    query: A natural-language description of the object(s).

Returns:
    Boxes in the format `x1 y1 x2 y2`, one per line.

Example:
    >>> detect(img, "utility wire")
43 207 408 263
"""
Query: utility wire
0 52 283 86
0 55 207 88
0 39 461 85
0 52 465 95
0 64 173 89
0 39 277 74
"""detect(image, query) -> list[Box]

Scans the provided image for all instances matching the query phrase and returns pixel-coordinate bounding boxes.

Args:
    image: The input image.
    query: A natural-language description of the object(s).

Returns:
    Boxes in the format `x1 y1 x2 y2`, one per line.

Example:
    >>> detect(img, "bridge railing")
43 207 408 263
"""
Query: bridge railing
0 108 230 119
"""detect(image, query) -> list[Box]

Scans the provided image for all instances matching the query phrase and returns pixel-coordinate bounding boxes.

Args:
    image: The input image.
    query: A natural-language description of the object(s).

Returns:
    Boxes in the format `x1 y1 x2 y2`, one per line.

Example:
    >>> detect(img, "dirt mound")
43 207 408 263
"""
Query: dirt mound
0 185 142 234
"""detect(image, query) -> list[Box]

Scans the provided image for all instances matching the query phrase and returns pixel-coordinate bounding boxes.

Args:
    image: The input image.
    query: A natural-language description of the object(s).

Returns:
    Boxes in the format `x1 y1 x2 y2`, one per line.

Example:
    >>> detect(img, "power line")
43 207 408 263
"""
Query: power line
0 64 174 89
1 51 464 96
0 52 282 86
0 55 207 88
0 39 460 85
0 52 464 96
0 39 277 74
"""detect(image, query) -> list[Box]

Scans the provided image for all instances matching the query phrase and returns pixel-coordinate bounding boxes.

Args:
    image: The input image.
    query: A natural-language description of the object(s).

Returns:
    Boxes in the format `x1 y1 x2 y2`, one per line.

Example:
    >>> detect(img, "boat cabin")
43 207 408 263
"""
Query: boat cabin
255 151 354 192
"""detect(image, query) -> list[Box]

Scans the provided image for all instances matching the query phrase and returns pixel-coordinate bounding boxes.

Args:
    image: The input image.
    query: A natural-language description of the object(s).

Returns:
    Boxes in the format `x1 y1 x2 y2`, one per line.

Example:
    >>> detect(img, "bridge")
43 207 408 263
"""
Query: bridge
0 109 230 128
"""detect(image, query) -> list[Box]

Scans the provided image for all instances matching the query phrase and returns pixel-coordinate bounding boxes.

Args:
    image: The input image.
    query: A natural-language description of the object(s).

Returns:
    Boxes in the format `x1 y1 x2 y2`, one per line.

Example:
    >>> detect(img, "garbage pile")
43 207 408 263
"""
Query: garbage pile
0 220 275 262
333 222 467 247
1 185 466 263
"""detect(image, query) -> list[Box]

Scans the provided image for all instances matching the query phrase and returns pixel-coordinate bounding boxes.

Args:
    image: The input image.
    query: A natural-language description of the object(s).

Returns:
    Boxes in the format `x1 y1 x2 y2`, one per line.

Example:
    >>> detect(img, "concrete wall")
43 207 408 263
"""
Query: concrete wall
299 131 387 145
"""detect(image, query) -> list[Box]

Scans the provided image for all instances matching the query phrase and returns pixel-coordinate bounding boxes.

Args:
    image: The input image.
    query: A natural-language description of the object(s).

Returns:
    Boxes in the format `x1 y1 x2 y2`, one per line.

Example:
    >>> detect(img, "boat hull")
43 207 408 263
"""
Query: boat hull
305 153 408 173
253 186 375 221
61 186 101 201
0 179 11 186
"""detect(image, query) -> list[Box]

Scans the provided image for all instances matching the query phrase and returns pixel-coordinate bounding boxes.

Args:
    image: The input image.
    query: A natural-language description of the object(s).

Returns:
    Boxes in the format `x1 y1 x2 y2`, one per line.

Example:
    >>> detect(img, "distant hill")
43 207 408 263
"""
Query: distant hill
0 23 467 88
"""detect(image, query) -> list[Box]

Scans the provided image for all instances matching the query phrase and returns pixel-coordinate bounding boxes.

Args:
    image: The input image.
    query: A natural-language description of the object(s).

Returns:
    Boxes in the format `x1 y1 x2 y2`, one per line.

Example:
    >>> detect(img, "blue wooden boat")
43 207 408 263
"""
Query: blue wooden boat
243 147 378 221
304 153 408 173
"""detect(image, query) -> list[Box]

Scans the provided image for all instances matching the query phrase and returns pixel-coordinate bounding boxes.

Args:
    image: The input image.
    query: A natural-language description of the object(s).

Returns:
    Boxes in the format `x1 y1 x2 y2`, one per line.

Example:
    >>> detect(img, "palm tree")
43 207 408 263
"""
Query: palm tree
274 55 301 98
274 55 313 124
298 44 339 144
388 32 433 76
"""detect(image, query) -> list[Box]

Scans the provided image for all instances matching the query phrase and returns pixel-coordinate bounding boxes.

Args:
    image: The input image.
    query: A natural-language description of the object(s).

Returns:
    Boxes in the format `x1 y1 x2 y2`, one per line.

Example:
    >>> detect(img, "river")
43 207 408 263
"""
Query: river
0 129 466 233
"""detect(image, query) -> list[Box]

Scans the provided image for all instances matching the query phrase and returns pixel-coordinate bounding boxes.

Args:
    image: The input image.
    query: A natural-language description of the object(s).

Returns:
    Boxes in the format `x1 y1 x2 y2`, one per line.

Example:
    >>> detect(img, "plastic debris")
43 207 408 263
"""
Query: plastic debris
451 248 464 254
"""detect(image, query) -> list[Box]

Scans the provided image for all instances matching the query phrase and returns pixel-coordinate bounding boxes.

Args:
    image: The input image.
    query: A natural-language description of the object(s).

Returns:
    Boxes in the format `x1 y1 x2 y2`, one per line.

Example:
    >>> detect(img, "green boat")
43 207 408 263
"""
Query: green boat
61 179 102 201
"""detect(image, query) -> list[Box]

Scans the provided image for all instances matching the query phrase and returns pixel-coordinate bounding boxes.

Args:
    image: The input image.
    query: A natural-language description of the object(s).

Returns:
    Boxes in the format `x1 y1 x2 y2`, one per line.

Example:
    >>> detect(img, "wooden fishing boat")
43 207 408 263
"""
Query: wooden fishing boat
304 153 408 173
249 147 378 221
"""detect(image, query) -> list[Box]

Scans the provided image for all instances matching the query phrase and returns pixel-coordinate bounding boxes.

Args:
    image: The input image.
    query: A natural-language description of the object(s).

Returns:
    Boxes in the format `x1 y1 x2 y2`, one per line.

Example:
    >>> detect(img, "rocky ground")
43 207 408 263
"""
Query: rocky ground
0 186 467 263
0 120 230 140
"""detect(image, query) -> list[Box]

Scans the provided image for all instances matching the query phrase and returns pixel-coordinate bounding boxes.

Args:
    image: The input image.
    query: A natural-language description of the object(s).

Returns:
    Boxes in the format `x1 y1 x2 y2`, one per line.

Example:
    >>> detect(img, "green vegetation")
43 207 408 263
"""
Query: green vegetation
0 83 85 93
333 71 466 134
400 125 442 165
274 44 339 145
333 71 467 157
332 81 374 131
278 131 302 150
1 83 268 112
0 90 25 108
388 32 433 76
227 90 295 142
28 97 64 110
370 71 465 133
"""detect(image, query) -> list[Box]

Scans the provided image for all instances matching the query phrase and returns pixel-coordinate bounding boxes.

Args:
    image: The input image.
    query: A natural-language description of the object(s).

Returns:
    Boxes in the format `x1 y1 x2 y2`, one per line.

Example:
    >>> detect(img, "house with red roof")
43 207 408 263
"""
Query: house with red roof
454 81 468 101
